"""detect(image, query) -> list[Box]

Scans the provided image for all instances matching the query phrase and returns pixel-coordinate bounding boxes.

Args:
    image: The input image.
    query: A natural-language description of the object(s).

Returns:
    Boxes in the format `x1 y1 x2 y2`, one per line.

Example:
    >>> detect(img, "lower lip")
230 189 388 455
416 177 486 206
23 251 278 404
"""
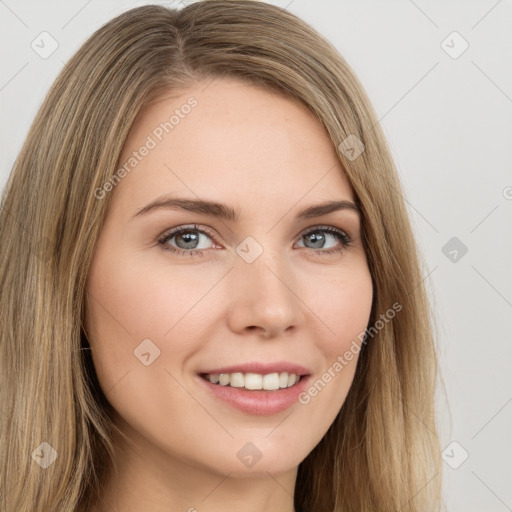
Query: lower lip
197 374 311 415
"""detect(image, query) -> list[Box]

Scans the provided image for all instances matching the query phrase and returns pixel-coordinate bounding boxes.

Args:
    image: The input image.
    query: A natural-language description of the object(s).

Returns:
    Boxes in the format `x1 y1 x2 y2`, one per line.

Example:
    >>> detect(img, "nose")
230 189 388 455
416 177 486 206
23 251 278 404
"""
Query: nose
225 248 305 339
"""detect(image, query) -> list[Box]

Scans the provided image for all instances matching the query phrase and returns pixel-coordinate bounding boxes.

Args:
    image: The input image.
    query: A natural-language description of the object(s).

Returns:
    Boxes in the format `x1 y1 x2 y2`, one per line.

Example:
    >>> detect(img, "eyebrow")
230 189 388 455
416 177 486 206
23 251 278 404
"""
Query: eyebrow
130 195 360 222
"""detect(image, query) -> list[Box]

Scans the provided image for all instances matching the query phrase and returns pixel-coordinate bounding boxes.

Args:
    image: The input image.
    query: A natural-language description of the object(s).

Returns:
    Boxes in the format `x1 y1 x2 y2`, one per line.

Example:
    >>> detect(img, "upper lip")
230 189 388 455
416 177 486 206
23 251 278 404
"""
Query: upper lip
199 362 311 376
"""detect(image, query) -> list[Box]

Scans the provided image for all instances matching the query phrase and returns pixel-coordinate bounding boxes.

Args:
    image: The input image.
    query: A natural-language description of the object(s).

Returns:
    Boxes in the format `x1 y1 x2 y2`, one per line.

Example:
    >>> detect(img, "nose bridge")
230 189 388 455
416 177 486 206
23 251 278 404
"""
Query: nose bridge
227 236 303 335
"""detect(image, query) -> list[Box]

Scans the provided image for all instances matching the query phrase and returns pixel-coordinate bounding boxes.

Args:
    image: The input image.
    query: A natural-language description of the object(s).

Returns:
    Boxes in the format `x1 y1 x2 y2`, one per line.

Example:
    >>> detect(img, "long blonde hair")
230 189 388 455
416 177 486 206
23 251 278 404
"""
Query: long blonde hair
0 2 442 510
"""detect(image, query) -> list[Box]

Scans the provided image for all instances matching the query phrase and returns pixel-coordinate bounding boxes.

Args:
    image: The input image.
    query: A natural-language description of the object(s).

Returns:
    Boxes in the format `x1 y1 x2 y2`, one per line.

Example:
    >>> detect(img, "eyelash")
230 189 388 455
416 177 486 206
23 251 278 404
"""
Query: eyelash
157 224 353 258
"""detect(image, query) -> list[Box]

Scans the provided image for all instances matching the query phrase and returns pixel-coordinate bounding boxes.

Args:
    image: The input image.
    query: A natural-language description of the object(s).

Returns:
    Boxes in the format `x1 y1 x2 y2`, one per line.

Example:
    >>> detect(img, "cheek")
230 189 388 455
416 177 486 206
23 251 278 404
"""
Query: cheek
293 266 373 424
84 249 221 382
307 265 373 356
83 250 209 439
85 249 202 340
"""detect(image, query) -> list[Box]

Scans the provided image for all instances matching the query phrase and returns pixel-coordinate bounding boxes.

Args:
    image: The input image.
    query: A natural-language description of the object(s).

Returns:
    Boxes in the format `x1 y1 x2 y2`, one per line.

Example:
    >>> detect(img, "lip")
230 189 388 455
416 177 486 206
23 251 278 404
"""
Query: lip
196 364 312 415
199 361 311 376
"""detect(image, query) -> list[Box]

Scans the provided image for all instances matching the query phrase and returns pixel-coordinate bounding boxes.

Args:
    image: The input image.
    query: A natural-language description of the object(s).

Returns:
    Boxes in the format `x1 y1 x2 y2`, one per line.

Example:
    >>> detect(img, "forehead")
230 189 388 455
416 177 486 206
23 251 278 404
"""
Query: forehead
112 77 353 215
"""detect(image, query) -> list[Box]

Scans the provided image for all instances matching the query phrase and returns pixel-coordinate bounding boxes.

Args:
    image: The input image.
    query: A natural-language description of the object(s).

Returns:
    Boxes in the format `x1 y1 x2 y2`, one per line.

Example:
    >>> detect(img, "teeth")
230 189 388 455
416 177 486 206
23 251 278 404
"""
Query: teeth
204 372 301 390
263 373 280 390
218 374 230 386
245 373 263 390
230 372 244 388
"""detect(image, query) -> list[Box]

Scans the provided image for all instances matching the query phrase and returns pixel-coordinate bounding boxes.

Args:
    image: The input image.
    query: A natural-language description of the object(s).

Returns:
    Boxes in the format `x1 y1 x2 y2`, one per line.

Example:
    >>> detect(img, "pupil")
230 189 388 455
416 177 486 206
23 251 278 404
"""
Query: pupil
177 231 199 249
307 232 325 249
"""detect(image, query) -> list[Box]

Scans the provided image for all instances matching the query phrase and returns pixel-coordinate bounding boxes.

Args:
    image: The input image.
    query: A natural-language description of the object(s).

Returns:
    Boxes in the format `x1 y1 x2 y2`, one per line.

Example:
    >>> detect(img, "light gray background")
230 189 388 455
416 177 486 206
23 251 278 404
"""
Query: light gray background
1 1 511 510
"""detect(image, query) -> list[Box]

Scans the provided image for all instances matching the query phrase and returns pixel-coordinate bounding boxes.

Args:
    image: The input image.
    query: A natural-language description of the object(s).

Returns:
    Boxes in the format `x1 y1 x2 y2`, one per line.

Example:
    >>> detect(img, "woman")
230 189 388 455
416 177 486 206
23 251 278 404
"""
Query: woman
0 1 442 510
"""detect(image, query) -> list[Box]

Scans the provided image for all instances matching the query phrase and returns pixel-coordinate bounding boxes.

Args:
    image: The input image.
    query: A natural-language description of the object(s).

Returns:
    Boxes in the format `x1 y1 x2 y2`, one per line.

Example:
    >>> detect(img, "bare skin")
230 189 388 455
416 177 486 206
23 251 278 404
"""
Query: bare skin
85 77 373 512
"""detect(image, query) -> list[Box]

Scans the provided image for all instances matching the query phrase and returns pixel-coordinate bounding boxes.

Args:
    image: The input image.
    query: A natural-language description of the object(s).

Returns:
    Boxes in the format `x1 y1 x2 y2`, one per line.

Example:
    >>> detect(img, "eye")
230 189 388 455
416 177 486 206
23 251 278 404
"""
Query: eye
295 226 352 255
157 224 217 257
157 224 352 257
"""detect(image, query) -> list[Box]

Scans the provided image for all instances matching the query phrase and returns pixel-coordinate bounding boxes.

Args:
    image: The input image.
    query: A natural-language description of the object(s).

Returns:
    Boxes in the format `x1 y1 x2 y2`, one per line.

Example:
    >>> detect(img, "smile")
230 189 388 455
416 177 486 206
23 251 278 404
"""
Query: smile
202 372 301 390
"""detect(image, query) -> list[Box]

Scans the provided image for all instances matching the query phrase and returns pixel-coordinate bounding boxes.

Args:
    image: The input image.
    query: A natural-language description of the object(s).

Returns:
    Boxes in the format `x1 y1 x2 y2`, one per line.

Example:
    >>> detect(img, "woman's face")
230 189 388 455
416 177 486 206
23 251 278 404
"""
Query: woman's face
85 77 373 481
